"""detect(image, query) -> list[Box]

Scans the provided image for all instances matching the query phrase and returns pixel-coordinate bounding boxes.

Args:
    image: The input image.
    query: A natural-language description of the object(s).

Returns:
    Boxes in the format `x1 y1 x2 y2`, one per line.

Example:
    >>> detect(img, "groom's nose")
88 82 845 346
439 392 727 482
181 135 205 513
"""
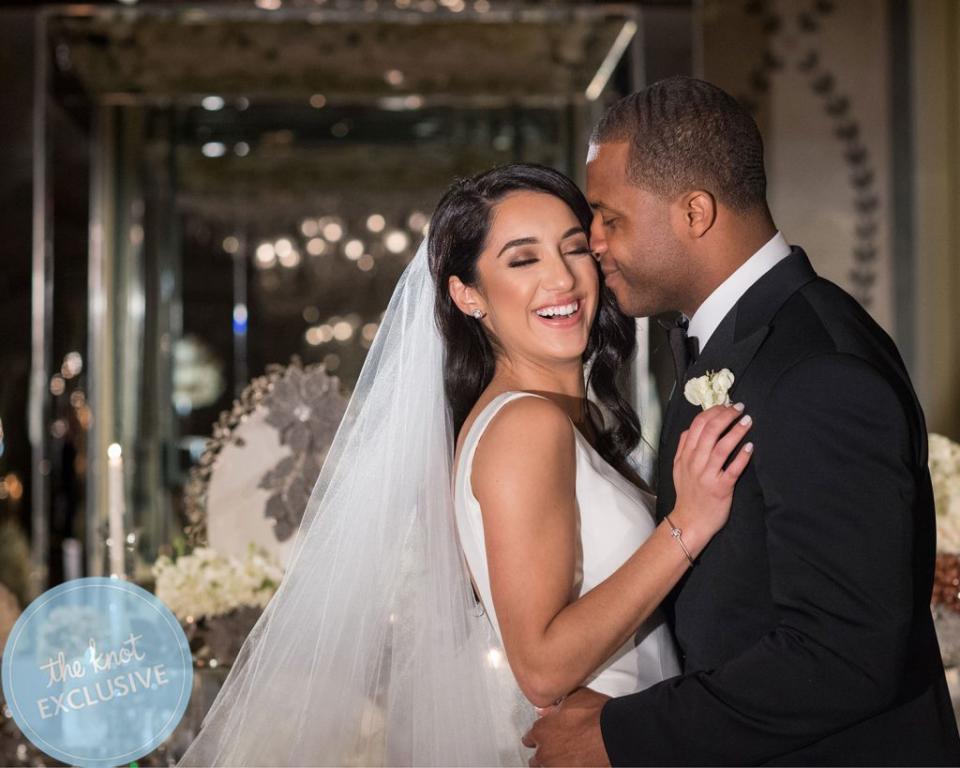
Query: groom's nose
589 214 608 258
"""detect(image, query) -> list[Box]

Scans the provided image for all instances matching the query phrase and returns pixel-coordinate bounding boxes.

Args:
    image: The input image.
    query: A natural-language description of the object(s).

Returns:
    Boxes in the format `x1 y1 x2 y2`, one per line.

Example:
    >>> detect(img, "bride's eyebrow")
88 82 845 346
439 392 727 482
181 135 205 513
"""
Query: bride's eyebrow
497 227 586 258
497 237 539 258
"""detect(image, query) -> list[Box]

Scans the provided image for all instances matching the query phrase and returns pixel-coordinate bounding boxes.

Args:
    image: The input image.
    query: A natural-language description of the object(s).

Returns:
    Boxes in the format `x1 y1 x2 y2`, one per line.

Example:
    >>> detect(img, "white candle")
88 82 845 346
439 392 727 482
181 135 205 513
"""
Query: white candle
107 443 126 578
62 538 82 581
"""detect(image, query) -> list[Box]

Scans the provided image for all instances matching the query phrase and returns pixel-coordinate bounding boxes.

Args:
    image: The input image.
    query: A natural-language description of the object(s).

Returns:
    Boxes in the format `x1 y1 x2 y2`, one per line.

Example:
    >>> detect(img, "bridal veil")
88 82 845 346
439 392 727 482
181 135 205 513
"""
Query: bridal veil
177 240 534 766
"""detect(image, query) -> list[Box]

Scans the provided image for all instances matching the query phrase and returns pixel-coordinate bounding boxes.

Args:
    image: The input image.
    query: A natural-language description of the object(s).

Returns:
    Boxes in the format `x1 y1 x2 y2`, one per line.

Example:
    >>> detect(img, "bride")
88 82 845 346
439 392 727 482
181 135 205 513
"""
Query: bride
177 164 753 767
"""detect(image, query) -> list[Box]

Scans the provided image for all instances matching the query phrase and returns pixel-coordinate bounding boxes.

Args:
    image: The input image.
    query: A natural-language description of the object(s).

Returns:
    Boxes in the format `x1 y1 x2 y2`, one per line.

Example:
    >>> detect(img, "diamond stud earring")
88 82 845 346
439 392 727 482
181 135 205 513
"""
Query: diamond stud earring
471 309 486 320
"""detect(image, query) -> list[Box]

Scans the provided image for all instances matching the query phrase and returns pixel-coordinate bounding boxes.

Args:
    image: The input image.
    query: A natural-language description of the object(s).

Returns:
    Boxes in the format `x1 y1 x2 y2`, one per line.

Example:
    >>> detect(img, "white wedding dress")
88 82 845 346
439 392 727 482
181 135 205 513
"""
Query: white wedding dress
454 390 681 702
178 242 680 766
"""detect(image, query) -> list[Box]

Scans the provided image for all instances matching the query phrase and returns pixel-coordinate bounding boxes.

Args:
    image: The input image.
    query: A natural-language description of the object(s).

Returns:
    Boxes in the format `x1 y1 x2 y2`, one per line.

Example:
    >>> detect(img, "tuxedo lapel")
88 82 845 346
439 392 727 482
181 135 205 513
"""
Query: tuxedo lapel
684 246 817 396
654 247 817 520
731 246 817 339
685 322 770 397
658 306 738 463
656 385 686 520
654 318 740 521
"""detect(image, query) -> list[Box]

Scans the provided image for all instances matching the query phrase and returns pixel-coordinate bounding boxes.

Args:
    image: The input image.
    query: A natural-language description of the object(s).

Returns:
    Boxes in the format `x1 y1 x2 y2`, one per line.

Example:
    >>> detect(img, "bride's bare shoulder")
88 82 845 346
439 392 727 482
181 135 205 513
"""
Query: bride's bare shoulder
471 393 575 488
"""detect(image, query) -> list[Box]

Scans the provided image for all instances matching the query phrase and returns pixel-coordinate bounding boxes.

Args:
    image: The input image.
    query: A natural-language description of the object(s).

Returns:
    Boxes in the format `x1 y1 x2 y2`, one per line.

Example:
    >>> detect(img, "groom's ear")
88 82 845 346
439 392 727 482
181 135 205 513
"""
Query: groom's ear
681 190 717 239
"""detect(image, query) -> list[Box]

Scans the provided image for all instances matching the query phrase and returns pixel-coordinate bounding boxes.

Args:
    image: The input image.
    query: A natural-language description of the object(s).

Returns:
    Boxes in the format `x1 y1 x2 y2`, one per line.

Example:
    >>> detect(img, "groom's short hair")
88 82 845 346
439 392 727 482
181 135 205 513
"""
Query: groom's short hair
590 76 767 212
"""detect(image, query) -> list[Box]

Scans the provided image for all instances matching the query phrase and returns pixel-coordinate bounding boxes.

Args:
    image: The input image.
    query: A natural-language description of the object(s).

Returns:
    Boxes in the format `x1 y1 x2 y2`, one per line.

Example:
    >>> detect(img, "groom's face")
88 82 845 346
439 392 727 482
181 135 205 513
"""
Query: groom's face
586 141 687 317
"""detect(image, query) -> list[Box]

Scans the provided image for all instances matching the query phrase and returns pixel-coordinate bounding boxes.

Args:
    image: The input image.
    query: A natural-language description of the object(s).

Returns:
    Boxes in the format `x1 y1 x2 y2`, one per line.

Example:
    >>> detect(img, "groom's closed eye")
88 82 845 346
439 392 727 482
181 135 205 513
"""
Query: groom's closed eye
589 201 625 225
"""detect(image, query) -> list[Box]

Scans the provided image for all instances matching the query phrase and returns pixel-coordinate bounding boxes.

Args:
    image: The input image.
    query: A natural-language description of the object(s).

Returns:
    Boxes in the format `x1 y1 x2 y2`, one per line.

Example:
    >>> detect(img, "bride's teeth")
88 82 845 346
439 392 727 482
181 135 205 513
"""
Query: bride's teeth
536 300 578 318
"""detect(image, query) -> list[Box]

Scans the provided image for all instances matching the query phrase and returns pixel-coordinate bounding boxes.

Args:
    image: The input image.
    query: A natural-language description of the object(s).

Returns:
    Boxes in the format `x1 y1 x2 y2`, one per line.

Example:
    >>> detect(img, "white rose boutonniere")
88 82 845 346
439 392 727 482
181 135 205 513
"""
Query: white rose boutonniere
684 368 736 410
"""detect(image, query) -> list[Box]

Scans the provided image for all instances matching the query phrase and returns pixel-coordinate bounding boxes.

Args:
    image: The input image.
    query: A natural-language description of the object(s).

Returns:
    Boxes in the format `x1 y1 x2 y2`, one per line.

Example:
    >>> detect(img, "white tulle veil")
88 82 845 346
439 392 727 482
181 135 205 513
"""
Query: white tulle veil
177 239 535 767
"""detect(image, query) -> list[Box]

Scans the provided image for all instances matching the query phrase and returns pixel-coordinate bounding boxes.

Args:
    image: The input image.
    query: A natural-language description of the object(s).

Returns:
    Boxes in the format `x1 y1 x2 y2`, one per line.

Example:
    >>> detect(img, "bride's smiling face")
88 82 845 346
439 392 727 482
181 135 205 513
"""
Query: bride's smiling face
449 190 599 366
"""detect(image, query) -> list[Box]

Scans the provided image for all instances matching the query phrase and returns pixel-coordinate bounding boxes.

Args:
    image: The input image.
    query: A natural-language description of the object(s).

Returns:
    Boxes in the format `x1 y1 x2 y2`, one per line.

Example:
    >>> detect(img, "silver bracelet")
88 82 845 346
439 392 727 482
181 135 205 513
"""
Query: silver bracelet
664 514 695 566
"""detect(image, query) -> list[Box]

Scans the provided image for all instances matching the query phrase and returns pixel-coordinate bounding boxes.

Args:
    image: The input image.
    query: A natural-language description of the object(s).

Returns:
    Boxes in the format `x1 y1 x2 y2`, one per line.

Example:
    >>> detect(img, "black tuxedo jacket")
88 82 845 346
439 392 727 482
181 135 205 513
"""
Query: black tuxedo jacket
599 248 960 765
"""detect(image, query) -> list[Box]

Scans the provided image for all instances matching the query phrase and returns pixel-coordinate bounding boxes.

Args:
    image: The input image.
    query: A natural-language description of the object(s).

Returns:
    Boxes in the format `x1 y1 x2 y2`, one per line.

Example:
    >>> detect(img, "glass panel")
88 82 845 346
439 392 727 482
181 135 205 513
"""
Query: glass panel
35 1 654 587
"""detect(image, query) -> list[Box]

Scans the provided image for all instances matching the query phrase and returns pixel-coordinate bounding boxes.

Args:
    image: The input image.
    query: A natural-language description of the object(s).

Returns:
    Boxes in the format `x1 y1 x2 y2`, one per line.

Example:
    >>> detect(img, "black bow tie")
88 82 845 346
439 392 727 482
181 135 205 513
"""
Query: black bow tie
659 316 700 384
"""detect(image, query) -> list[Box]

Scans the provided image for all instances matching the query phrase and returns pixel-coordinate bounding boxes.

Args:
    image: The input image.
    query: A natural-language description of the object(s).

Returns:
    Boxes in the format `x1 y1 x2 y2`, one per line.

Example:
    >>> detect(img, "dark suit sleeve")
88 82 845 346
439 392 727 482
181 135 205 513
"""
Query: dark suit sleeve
600 353 918 765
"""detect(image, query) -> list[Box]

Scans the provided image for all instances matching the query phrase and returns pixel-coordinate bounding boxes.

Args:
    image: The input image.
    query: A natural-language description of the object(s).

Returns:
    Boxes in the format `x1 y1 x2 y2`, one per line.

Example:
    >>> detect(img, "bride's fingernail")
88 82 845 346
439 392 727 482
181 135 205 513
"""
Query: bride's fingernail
733 402 745 412
744 442 755 453
739 415 752 426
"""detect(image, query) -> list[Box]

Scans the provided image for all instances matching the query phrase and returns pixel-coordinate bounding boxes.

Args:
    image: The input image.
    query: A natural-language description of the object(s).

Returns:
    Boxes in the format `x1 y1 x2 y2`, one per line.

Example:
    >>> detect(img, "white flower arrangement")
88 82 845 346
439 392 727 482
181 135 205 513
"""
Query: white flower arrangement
684 368 736 410
931 433 960 554
152 543 284 622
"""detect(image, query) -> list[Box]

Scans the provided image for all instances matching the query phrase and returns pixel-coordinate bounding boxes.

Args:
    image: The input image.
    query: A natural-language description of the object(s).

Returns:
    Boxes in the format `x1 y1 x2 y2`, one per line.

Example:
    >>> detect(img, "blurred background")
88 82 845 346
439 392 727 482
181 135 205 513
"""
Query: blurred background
0 0 958 764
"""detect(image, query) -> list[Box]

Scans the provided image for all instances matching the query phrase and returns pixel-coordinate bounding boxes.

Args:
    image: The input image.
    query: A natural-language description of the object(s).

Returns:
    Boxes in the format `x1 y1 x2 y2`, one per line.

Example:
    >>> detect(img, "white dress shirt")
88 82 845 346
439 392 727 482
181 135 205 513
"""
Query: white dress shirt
686 231 791 351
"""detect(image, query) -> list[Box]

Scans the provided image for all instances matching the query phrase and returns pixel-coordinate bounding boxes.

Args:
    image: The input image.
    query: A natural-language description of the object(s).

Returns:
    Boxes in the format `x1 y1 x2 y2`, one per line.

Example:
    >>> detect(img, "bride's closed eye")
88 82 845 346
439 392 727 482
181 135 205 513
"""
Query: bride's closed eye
508 246 591 268
561 237 592 258
508 250 539 268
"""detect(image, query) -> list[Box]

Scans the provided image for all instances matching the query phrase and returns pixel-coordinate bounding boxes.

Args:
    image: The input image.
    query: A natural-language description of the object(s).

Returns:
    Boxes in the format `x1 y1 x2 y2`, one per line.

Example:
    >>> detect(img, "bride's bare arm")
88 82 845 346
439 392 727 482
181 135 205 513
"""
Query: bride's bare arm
472 397 752 708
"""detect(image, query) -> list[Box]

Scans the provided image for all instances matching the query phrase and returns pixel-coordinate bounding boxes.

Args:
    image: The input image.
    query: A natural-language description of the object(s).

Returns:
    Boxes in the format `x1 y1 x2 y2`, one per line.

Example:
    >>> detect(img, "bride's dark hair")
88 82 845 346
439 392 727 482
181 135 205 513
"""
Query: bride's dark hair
428 162 641 469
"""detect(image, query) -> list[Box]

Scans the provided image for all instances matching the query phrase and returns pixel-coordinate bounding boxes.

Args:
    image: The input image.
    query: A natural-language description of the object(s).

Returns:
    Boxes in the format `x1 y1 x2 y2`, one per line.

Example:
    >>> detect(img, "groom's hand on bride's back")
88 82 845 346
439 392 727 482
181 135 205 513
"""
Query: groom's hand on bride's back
522 687 611 767
669 403 754 552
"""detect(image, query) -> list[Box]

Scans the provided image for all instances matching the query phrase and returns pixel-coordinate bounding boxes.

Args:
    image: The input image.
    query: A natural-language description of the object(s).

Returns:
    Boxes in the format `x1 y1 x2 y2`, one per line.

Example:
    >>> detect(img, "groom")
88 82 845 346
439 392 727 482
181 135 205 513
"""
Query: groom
522 76 960 765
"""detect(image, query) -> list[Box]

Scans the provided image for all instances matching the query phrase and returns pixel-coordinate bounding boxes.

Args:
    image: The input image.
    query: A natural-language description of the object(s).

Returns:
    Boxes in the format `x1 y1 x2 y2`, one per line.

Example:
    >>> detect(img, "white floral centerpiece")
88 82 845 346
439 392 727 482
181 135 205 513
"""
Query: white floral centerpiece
931 434 960 614
932 434 960 553
152 543 284 665
153 543 283 621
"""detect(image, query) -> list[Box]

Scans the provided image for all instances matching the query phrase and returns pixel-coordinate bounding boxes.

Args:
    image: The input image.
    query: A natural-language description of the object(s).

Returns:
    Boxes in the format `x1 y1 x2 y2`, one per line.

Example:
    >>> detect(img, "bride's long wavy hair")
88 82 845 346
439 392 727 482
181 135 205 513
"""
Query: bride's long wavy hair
428 163 641 469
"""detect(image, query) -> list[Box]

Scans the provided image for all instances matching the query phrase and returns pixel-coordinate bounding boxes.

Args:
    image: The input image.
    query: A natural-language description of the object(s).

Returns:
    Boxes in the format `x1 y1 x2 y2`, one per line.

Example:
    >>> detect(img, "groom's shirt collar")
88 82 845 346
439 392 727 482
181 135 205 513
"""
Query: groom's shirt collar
685 230 791 350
